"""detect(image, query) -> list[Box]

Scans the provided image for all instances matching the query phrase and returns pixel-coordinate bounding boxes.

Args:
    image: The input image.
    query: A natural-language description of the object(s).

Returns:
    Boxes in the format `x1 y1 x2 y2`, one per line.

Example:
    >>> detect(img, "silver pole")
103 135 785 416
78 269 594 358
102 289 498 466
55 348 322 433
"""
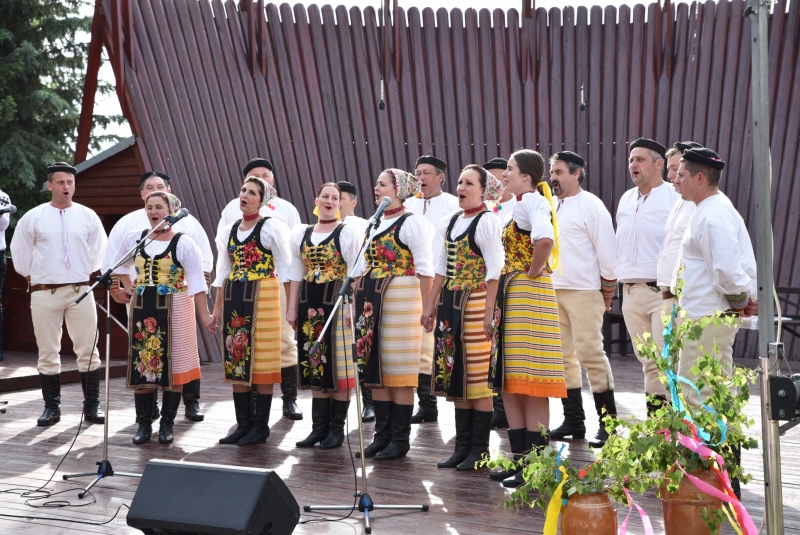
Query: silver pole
747 1 782 533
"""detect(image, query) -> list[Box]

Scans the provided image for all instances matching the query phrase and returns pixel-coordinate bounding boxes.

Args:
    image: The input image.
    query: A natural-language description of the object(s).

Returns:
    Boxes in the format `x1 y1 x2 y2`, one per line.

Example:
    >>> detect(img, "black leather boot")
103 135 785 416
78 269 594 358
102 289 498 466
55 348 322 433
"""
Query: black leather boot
281 366 303 420
361 386 375 422
438 408 473 468
588 390 617 448
490 428 526 481
491 395 508 429
219 391 252 444
239 393 272 446
182 379 204 421
80 369 105 424
320 399 350 449
646 393 668 418
411 373 438 423
296 397 331 447
502 430 548 488
457 410 493 471
151 390 160 422
37 373 61 426
133 393 153 445
548 388 586 440
357 400 393 458
158 390 182 444
374 403 413 460
731 444 742 499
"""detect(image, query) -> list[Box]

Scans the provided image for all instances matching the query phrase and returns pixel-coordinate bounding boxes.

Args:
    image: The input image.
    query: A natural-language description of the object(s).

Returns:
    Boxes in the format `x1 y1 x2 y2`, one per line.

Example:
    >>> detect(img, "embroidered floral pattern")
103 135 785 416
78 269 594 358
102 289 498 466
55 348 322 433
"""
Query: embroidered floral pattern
301 307 328 380
435 319 456 390
501 220 534 274
223 311 252 379
445 234 487 292
132 317 165 382
228 231 275 281
488 306 502 381
135 253 187 295
301 237 346 283
355 302 374 373
365 221 416 278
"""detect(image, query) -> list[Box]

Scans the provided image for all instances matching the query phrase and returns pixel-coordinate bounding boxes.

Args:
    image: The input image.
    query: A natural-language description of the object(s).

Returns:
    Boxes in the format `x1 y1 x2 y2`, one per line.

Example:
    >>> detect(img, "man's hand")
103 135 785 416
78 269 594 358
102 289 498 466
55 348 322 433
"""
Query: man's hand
742 298 758 318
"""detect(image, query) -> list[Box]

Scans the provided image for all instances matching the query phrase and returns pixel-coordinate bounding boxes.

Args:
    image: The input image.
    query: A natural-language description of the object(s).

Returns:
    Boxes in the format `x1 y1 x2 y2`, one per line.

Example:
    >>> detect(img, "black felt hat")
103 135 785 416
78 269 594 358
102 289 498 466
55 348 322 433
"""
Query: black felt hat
336 181 358 196
139 171 171 186
482 157 508 171
673 140 703 154
242 158 274 177
553 151 586 168
47 162 77 176
630 137 667 158
682 148 725 170
415 155 447 172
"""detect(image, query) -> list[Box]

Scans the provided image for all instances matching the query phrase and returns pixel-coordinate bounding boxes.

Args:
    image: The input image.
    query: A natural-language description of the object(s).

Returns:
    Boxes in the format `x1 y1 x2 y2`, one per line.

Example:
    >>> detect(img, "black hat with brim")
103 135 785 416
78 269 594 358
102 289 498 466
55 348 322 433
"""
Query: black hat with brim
139 171 171 186
482 158 508 171
47 162 77 176
673 140 703 154
336 181 358 196
554 151 586 168
242 158 274 177
630 137 667 159
415 155 447 172
682 148 725 170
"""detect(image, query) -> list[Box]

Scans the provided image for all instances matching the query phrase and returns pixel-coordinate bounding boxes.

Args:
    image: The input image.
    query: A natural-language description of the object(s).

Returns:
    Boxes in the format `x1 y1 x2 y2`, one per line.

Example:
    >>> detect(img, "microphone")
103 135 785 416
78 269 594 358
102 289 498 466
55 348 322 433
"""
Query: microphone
378 77 385 110
367 197 392 225
164 208 189 226
0 205 17 215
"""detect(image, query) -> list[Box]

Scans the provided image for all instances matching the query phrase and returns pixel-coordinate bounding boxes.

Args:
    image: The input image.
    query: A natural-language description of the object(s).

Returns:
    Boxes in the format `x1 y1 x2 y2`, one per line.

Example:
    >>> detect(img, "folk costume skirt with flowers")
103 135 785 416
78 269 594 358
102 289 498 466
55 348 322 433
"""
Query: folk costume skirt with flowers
296 278 356 393
432 287 494 402
220 278 282 385
127 287 200 390
489 272 566 398
354 275 422 388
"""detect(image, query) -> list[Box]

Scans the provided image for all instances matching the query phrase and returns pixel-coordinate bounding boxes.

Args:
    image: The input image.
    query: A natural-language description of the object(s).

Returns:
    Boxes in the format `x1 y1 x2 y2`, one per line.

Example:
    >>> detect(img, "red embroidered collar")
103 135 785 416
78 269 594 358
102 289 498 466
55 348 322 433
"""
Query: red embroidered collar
384 206 405 217
463 204 485 216
242 212 260 222
318 218 338 224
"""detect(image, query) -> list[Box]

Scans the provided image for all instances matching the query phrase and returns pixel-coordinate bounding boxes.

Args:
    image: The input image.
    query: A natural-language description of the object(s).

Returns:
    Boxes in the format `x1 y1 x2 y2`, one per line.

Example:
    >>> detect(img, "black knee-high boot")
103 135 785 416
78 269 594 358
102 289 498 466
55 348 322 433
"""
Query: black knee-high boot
320 399 350 449
411 374 438 423
281 366 303 420
182 378 204 421
374 403 413 460
588 390 617 448
492 395 508 429
646 393 668 418
239 394 272 446
361 386 375 422
548 388 585 440
219 391 252 444
357 400 393 458
133 393 153 445
158 390 182 444
296 397 331 447
80 369 105 423
502 430 549 488
457 410 493 471
490 428 526 481
37 374 61 427
438 408 473 468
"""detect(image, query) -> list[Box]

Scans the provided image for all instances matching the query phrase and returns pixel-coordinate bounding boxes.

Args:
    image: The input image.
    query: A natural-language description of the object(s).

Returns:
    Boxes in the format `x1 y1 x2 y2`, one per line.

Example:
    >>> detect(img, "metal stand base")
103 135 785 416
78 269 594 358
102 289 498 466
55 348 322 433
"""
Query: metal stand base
62 460 141 498
305 493 429 534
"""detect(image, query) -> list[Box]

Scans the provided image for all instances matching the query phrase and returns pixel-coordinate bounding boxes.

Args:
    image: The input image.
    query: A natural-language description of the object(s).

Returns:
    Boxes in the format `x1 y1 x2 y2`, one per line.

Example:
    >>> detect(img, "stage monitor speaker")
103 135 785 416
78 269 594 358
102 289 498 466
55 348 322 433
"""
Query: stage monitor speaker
127 459 299 535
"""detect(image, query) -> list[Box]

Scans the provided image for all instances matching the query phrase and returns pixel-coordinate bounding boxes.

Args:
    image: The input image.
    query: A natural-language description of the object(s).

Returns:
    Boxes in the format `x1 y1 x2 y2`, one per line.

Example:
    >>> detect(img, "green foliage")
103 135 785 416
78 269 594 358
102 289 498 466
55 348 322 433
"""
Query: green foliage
0 0 123 228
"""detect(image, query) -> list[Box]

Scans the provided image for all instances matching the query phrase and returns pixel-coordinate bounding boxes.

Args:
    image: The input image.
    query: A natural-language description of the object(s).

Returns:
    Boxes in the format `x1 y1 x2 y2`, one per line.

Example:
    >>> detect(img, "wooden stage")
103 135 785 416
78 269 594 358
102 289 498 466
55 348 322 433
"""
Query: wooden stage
1 357 799 534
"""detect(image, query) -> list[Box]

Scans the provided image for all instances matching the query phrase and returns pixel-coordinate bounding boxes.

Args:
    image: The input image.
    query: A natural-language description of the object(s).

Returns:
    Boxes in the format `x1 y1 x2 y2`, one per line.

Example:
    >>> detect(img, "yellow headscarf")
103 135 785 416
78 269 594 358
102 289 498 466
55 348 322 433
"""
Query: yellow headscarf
536 181 560 271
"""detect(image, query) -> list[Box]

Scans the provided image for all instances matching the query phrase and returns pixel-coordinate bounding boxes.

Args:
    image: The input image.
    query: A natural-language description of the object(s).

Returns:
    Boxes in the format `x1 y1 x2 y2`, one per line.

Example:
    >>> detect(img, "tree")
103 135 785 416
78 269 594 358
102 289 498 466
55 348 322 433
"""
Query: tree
0 0 121 228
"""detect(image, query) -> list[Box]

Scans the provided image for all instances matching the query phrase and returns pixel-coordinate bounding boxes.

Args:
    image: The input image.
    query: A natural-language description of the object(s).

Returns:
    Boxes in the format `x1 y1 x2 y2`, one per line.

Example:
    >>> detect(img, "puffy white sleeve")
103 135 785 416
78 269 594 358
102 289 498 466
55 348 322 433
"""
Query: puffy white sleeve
586 197 617 281
476 213 505 281
212 222 235 287
86 209 108 273
703 220 754 296
261 218 293 284
9 208 37 278
399 214 435 277
110 230 144 275
288 224 310 282
525 193 555 243
103 214 132 274
434 210 461 278
175 235 208 296
339 223 365 274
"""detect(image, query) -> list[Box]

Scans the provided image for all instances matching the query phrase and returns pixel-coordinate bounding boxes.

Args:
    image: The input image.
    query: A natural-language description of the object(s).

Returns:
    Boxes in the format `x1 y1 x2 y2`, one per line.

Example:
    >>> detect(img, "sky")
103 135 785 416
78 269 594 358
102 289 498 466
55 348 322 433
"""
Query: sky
88 0 713 157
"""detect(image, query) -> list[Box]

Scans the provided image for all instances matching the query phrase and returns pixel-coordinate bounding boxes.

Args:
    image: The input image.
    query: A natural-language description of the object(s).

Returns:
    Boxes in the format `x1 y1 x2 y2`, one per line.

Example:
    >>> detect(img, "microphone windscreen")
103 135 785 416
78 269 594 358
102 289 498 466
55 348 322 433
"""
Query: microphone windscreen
379 100 385 110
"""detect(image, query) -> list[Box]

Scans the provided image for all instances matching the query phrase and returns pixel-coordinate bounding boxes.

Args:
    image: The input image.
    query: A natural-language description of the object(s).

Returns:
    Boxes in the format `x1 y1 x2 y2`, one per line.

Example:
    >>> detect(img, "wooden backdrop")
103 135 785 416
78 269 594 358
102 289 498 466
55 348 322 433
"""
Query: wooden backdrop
79 0 800 358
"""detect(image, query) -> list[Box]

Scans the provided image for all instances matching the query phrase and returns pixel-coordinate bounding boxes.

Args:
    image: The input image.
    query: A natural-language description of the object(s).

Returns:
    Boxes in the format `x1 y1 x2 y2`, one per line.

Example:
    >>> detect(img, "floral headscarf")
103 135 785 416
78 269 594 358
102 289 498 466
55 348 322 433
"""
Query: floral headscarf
483 172 504 204
245 175 277 208
385 168 419 201
167 193 181 215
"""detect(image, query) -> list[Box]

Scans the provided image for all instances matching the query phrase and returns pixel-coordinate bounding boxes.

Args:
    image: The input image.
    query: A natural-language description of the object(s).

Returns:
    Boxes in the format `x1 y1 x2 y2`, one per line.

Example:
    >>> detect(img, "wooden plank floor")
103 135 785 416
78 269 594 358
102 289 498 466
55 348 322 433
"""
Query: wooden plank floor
1 357 799 534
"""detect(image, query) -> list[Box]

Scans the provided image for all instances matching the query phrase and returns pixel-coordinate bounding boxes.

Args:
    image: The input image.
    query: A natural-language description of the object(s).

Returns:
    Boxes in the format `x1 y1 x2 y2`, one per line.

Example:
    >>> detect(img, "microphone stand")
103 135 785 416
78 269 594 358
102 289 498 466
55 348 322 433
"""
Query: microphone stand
62 222 173 496
303 217 429 534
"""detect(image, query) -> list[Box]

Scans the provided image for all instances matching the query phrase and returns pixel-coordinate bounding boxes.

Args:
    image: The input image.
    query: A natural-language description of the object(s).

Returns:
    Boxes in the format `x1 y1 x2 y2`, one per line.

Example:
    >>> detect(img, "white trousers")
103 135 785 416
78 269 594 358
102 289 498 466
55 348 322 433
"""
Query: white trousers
556 289 614 392
31 285 101 375
677 315 739 408
621 283 669 396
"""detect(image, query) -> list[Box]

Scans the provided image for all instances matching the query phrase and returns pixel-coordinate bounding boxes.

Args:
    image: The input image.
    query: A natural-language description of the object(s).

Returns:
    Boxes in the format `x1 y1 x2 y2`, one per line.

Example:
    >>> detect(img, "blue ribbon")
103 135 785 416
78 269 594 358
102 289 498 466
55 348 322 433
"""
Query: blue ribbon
659 302 728 446
554 443 568 506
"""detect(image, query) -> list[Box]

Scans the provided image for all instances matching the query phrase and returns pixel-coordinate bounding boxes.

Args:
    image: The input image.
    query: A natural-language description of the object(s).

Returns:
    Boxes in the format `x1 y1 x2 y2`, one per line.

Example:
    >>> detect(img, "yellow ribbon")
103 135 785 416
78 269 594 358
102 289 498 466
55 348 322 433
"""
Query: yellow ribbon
536 181 560 271
312 206 342 220
722 502 744 535
543 466 568 535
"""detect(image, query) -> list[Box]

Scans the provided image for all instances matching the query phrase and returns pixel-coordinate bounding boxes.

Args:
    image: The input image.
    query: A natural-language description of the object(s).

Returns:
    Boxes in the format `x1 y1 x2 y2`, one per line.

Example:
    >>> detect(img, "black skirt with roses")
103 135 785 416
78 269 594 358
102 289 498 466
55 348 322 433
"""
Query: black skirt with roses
296 278 346 392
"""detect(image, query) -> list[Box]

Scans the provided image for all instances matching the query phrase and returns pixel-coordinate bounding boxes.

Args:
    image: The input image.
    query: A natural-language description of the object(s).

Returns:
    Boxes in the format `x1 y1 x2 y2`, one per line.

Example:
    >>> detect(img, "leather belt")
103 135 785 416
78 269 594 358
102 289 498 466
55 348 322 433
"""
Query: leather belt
30 282 90 293
662 290 676 300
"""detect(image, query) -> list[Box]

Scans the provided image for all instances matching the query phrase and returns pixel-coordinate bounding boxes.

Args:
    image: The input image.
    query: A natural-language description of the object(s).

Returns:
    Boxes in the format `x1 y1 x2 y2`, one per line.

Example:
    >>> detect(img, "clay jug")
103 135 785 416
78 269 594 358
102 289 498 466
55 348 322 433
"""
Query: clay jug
560 492 617 535
662 469 724 535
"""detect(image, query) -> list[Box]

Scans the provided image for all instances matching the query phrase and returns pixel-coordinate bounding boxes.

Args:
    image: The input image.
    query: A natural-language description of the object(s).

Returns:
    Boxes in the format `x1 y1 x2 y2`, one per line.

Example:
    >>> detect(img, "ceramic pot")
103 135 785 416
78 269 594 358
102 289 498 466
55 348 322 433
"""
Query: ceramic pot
561 492 617 535
662 469 724 535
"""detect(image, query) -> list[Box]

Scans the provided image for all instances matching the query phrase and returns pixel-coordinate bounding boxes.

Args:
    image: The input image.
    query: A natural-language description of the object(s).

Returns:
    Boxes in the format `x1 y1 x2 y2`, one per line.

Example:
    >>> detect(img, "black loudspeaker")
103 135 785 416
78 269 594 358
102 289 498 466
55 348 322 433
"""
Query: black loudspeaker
127 459 299 535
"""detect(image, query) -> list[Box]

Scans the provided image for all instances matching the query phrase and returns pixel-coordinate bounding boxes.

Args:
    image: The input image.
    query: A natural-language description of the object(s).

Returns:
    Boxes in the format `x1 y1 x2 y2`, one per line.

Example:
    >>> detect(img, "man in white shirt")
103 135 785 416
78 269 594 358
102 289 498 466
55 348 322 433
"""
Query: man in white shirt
404 155 459 424
547 152 618 448
10 163 108 427
217 158 303 420
674 147 757 406
615 138 680 414
0 188 11 362
104 172 213 422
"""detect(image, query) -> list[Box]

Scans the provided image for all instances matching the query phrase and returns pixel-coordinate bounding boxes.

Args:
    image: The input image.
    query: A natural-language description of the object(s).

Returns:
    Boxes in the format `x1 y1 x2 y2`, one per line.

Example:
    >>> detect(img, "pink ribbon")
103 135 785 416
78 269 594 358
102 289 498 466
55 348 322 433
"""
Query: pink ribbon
619 484 654 535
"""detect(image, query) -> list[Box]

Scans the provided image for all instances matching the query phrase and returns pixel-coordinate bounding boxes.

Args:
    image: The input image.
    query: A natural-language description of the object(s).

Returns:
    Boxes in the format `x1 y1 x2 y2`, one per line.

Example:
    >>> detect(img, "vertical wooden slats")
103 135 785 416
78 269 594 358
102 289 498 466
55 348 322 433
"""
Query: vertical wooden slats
91 0 800 359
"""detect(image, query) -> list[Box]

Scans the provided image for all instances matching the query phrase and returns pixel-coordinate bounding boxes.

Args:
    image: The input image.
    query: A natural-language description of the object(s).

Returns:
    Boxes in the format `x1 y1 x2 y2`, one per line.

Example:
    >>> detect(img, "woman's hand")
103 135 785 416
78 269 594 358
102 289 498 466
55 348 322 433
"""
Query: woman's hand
211 308 221 330
420 306 435 333
110 289 131 304
345 310 352 329
201 313 217 335
483 312 495 342
286 308 298 331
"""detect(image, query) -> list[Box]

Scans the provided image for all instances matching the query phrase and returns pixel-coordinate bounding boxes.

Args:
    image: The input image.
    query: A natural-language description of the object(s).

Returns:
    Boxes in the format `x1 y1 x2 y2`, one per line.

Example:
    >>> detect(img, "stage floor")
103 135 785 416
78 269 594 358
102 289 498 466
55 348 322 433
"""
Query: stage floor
0 357 798 534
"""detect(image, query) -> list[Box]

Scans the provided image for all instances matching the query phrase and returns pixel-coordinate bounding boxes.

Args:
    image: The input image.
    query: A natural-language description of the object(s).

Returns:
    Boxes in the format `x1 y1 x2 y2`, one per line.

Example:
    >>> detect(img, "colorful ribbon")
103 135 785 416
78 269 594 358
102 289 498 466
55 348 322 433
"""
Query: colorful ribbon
619 484 654 535
543 466 567 535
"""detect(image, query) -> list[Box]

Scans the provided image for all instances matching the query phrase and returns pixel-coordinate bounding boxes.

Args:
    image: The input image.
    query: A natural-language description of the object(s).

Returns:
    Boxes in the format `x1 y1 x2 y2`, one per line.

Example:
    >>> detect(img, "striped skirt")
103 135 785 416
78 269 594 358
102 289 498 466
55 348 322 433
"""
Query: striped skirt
377 276 423 387
170 291 201 386
251 278 282 384
501 273 566 398
463 289 494 400
419 329 435 375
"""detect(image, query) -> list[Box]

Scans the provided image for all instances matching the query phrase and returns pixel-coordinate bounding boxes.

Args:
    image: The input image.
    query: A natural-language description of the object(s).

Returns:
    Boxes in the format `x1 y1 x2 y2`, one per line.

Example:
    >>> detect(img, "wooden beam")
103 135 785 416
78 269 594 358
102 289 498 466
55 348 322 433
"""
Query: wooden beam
74 1 104 165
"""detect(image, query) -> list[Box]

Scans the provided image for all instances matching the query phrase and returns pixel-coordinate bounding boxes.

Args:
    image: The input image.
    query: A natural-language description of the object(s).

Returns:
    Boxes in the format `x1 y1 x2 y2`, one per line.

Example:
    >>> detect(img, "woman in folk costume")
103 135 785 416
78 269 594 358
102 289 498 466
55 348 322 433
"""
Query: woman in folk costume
353 169 434 460
286 183 362 449
211 176 292 446
488 149 567 488
421 165 505 471
112 192 215 445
